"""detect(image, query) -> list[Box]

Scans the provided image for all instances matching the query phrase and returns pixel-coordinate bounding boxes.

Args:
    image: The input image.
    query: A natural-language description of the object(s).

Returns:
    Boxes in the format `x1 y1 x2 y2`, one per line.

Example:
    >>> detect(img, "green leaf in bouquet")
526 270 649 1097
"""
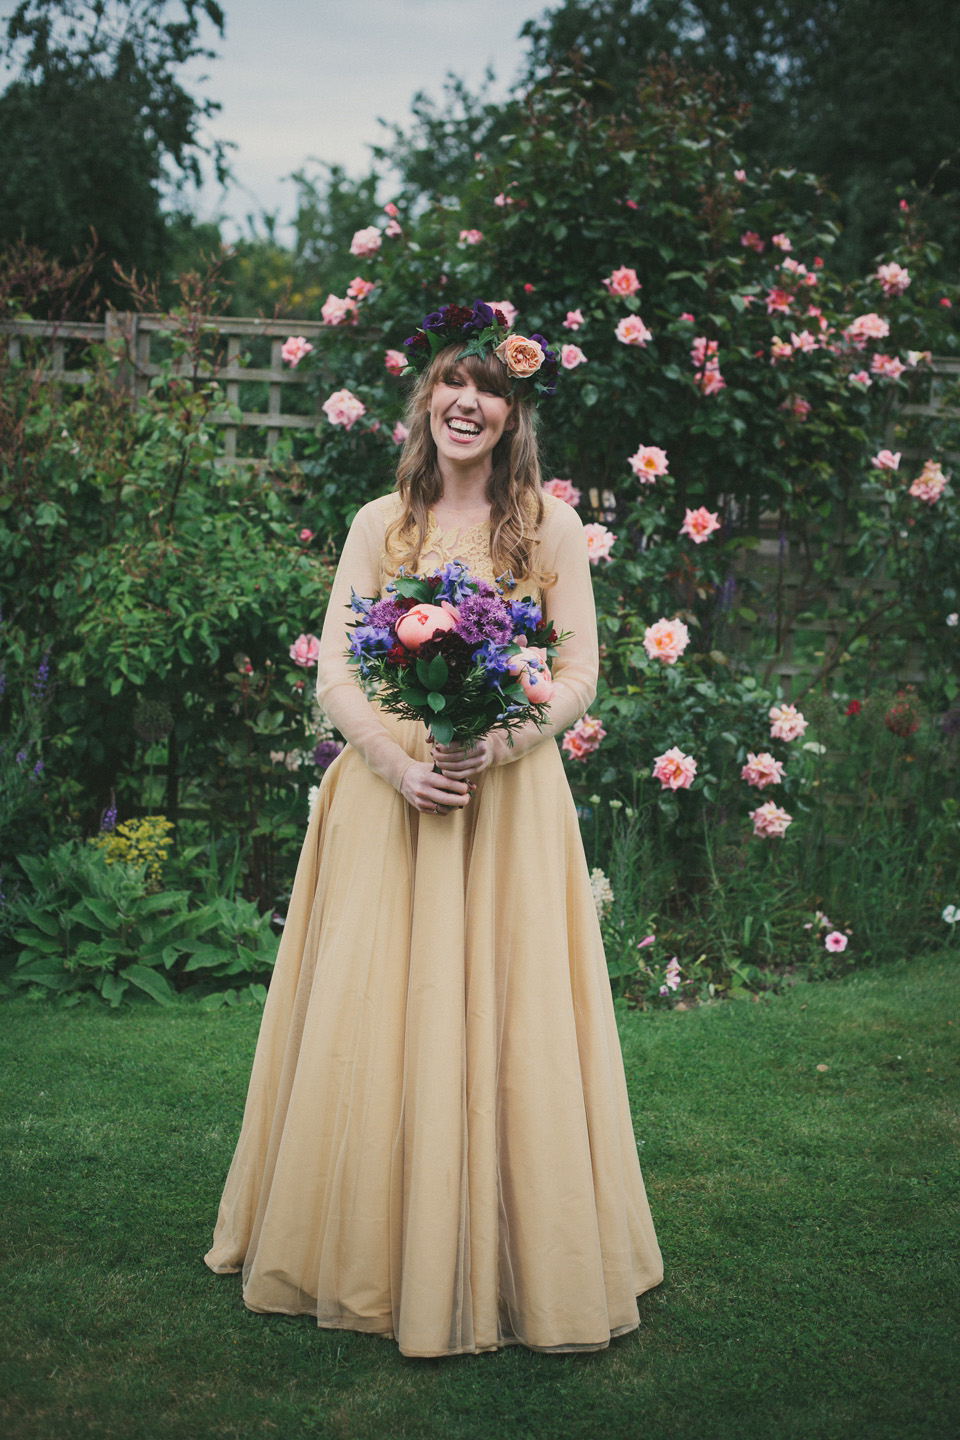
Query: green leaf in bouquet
393 576 434 602
427 691 446 713
401 684 428 707
430 716 455 746
426 654 448 689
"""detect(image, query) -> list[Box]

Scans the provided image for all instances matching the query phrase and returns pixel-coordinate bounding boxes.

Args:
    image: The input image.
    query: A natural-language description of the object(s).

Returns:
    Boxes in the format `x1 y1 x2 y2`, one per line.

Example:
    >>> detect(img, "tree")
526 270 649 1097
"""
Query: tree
0 0 228 305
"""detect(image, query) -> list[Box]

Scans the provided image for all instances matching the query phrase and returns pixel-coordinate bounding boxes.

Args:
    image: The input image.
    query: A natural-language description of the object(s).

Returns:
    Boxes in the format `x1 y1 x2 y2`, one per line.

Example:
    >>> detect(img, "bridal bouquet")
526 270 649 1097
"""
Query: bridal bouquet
345 561 566 748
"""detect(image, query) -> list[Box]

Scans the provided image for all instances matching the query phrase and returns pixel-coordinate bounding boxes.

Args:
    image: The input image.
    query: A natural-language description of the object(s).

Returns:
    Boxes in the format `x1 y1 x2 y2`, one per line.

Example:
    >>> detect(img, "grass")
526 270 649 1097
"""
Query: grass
1 952 958 1440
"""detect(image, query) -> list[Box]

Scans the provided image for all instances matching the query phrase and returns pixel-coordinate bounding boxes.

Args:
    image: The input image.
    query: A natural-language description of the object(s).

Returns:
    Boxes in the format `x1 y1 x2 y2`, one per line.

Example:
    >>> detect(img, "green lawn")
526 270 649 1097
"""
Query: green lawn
1 953 958 1440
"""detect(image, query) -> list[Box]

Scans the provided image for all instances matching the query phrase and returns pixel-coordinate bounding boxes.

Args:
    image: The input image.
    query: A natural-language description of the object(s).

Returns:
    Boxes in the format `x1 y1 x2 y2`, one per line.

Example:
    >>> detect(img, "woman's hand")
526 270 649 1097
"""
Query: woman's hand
431 737 496 780
399 759 471 815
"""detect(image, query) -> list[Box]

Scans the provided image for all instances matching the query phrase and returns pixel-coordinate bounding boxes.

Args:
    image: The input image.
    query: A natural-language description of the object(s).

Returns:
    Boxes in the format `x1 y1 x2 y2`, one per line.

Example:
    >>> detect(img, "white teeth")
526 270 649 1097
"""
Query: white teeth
448 419 481 436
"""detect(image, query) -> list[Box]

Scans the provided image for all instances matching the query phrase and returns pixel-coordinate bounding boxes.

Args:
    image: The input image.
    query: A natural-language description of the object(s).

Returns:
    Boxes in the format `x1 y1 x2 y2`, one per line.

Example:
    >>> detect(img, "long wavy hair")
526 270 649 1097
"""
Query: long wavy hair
385 344 555 589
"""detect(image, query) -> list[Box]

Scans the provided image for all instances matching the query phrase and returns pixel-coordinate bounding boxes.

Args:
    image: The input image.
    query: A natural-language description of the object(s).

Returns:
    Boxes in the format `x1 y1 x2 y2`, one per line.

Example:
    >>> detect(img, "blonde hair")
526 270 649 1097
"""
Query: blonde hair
385 344 555 589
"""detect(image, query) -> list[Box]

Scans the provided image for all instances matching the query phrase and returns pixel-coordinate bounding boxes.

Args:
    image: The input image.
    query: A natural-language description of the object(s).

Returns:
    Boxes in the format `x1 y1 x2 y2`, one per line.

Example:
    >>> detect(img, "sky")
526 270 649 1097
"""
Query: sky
180 0 552 238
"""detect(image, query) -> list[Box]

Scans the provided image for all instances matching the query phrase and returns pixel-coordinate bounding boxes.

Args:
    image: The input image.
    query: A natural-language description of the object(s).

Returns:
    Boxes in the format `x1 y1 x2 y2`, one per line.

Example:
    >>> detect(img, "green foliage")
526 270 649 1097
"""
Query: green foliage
5 836 278 1006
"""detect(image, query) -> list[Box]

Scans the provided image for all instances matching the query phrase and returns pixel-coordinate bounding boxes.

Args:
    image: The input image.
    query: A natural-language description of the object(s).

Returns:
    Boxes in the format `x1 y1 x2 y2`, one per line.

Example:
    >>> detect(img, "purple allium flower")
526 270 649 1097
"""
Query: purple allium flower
367 596 406 630
508 598 542 635
101 805 118 832
313 739 344 770
32 653 50 699
454 594 512 646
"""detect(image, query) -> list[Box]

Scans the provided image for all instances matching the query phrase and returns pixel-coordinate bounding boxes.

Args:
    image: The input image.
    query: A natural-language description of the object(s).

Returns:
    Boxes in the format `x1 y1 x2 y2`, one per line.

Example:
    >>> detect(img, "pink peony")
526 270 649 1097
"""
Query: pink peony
870 449 901 471
562 713 607 760
643 617 690 666
542 478 581 506
346 276 375 300
908 460 947 504
772 232 792 251
322 388 366 431
824 930 849 952
281 336 314 367
652 746 698 791
561 343 588 369
459 228 484 245
384 348 407 376
392 421 409 445
870 353 906 379
563 308 584 330
844 312 890 343
487 299 518 328
507 646 554 703
298 527 315 543
769 703 808 742
321 294 357 326
628 444 669 482
680 506 722 544
848 369 873 387
615 314 652 346
749 801 793 839
740 751 785 789
741 231 765 253
395 602 458 652
349 226 382 257
583 522 617 564
289 633 321 668
876 261 911 296
604 266 641 296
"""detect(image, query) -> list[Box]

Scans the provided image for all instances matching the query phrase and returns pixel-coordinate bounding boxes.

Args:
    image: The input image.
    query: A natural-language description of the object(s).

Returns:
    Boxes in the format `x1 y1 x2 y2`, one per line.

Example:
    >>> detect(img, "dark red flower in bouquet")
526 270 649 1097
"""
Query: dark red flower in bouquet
386 644 412 667
884 690 919 738
845 700 861 717
418 631 475 686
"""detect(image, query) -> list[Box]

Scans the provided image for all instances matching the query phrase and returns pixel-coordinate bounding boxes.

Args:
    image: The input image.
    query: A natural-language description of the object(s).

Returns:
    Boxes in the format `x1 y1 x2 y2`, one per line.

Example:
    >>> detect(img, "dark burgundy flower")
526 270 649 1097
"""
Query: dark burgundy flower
845 700 861 717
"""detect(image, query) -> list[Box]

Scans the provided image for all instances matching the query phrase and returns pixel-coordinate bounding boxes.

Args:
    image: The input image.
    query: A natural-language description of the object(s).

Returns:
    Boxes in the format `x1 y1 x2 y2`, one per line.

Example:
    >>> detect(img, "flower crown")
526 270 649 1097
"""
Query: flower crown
402 300 559 399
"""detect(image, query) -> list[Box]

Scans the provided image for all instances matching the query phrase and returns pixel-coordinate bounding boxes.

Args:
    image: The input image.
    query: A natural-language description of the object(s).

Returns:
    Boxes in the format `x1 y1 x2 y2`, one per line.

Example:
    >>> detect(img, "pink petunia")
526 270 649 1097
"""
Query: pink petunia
563 308 584 330
615 315 653 346
322 388 366 431
870 449 901 471
604 265 641 296
289 633 321 668
384 349 408 376
349 226 382 257
542 478 581 506
652 746 698 791
643 618 691 666
281 336 314 368
749 801 793 839
769 703 808 742
628 444 669 482
824 931 849 952
561 344 588 369
680 506 721 544
740 752 785 789
583 523 617 564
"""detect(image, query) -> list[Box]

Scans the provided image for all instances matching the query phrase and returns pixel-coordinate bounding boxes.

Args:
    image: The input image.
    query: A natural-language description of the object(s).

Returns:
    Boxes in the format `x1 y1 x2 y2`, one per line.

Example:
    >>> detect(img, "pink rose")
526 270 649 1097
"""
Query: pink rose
563 309 584 330
741 231 765 252
765 287 793 315
321 294 358 326
487 299 518 327
289 633 321 668
604 266 641 296
507 646 554 703
844 312 889 343
281 336 314 367
876 262 911 296
384 349 407 376
561 344 587 369
940 297 953 308
870 449 901 471
740 751 785 789
322 388 366 431
392 421 409 445
542 478 581 506
298 528 315 542
697 363 726 395
615 315 652 346
749 801 793 839
691 337 718 368
395 602 458 652
770 337 794 363
349 226 382 257
459 229 484 245
769 703 808 742
643 618 690 665
824 931 849 952
780 395 811 420
870 353 906 379
680 506 721 544
908 460 947 504
652 746 697 791
772 232 792 251
782 257 808 277
734 168 747 182
562 713 607 760
583 522 617 564
790 329 817 353
628 444 669 482
346 277 375 301
384 218 402 238
848 370 872 388
383 202 399 218
494 334 544 378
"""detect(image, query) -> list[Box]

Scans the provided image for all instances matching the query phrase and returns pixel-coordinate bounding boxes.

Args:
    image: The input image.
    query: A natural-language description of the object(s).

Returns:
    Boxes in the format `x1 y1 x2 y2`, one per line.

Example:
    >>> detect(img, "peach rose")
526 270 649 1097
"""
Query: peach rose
740 752 785 789
643 618 690 665
542 478 581 506
652 746 697 790
768 703 807 742
749 801 793 839
604 266 641 296
615 315 652 347
494 334 544 378
395 602 458 651
628 445 669 481
281 336 314 367
507 646 554 703
289 633 321 668
583 523 617 564
679 506 722 544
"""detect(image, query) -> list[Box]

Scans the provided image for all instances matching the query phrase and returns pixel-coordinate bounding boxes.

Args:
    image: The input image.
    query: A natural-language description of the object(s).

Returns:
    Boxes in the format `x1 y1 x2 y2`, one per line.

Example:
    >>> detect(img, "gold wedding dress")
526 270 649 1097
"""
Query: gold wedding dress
204 492 663 1356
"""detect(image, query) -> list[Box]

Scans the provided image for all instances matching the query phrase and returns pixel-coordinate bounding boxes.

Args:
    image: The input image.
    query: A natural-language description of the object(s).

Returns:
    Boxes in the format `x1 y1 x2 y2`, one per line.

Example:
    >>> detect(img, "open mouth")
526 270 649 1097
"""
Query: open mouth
446 418 482 439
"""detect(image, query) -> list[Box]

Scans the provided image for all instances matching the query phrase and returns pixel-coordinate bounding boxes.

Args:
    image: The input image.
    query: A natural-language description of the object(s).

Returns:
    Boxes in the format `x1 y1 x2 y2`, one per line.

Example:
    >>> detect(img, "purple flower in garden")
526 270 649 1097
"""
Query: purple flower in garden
32 653 50 698
33 760 43 777
455 594 513 646
367 596 406 630
313 739 344 770
15 749 26 764
101 805 118 831
0 669 5 702
939 708 960 739
508 598 542 635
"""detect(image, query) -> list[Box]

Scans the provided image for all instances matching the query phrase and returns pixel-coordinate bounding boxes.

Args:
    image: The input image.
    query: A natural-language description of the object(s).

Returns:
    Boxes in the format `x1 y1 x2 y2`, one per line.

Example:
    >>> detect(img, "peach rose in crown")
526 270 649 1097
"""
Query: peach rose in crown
494 334 544 378
395 601 460 652
507 646 554 703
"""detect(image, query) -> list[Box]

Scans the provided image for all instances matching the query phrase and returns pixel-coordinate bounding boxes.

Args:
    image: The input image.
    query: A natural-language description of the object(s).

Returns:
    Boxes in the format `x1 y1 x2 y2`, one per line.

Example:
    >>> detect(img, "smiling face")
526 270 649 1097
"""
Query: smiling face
428 358 514 474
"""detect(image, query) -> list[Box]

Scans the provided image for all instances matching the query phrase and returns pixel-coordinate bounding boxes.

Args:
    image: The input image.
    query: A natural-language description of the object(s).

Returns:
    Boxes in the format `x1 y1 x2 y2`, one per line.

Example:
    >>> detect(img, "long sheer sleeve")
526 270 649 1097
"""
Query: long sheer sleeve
315 499 417 793
490 499 599 766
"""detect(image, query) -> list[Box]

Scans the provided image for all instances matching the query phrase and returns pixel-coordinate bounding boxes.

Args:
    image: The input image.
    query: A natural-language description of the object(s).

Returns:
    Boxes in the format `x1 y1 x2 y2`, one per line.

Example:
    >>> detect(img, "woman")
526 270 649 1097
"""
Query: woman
204 302 663 1357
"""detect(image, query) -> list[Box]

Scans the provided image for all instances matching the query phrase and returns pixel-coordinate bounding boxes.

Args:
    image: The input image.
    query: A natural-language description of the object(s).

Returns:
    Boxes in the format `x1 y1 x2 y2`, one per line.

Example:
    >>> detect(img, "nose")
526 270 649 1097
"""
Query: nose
455 384 479 409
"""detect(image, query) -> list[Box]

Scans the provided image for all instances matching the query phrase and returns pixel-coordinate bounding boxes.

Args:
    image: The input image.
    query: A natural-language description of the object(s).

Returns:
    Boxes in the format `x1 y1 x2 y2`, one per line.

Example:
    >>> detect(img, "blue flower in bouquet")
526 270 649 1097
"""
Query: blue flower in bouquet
349 588 374 616
433 560 477 606
475 640 514 688
456 594 513 646
348 625 394 675
508 598 542 635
